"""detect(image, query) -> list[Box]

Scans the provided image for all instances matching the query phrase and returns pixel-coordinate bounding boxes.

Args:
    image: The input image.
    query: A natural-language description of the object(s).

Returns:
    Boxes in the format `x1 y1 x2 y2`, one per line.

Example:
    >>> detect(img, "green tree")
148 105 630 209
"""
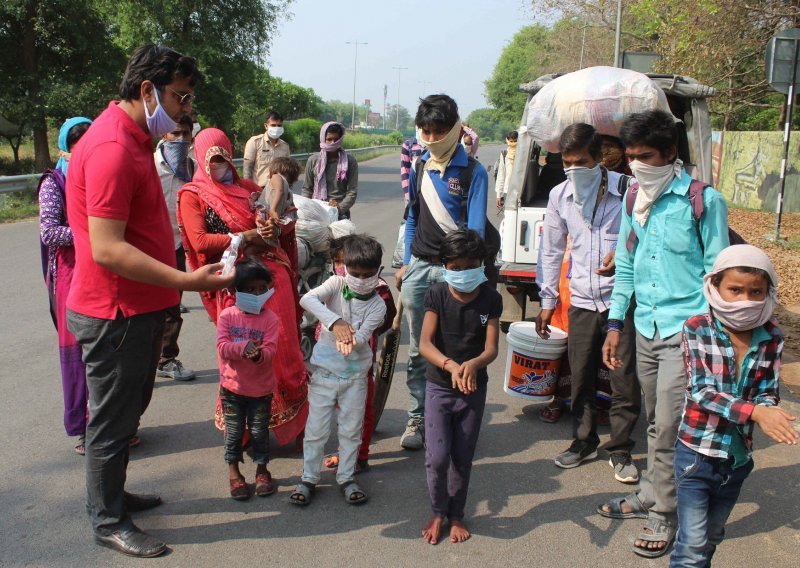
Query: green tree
484 25 553 124
0 0 124 170
466 108 516 141
385 104 412 130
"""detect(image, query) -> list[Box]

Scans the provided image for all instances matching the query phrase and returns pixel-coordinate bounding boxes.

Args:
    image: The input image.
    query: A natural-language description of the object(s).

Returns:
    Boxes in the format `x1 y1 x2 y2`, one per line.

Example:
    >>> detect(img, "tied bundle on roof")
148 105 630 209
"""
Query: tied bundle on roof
525 66 672 153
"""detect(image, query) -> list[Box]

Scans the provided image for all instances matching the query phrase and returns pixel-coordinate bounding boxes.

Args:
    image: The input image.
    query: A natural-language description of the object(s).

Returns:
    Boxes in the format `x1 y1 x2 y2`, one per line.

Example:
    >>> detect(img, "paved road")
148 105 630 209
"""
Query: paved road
1 148 799 567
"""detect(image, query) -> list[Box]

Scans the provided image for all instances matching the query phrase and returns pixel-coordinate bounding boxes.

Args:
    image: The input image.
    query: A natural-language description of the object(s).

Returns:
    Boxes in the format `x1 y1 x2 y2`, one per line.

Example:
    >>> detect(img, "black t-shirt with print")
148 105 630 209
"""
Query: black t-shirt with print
423 282 503 388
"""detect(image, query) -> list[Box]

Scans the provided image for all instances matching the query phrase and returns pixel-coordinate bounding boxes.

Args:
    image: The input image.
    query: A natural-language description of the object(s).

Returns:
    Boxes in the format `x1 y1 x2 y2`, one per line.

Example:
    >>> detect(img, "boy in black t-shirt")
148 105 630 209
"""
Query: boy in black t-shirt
419 229 502 545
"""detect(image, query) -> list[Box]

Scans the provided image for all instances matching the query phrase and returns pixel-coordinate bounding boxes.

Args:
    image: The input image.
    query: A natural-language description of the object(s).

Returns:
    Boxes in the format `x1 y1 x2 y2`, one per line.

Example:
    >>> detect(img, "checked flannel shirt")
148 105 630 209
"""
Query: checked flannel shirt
678 313 783 461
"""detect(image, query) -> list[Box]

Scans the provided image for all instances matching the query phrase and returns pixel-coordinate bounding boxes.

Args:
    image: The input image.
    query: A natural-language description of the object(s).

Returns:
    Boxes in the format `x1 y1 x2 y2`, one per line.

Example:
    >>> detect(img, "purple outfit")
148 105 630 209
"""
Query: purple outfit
39 170 87 437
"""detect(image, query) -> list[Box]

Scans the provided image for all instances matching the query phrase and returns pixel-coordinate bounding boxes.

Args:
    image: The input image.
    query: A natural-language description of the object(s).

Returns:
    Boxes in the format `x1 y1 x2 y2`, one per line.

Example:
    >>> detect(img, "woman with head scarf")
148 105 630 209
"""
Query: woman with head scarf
38 116 92 454
301 122 359 219
177 128 308 446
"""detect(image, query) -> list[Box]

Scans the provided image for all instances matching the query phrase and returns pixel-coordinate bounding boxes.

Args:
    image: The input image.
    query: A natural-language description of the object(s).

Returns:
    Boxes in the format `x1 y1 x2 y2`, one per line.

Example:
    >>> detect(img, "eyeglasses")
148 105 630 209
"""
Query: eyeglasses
165 87 196 106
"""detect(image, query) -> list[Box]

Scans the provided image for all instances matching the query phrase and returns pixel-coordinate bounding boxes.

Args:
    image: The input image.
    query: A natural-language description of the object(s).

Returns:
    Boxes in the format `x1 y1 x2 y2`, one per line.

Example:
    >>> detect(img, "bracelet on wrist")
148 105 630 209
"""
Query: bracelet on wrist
442 358 452 371
607 319 624 333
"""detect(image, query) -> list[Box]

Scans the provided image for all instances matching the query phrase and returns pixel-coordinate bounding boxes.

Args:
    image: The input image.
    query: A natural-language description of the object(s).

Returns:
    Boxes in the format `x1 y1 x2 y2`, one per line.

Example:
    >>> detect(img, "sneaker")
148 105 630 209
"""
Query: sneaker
400 417 424 450
554 440 598 469
157 360 196 381
609 453 640 484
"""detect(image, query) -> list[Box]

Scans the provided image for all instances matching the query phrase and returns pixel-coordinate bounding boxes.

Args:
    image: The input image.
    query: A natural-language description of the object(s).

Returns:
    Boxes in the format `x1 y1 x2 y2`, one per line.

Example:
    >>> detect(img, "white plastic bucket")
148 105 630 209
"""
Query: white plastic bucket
503 322 568 402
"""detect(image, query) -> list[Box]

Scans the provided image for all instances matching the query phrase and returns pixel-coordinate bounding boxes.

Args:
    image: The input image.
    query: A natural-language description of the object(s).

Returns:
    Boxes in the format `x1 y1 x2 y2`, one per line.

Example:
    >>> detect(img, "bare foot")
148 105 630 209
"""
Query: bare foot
600 500 636 515
422 515 446 545
450 520 471 543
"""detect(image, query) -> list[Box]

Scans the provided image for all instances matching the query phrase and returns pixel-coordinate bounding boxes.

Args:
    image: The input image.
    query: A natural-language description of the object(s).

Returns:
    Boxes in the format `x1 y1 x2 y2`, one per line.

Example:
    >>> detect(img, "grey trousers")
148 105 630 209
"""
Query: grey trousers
67 309 165 534
635 329 686 524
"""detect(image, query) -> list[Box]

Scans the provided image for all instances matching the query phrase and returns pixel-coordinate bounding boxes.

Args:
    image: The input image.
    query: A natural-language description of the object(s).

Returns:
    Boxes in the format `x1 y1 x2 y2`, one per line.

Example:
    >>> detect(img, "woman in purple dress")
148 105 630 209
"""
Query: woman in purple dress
38 117 92 454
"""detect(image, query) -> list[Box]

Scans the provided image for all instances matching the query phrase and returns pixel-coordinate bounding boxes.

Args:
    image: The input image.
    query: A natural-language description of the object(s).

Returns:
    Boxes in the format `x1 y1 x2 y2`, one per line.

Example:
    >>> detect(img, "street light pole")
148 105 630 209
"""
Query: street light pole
418 80 431 97
393 65 408 130
613 0 623 67
346 40 367 128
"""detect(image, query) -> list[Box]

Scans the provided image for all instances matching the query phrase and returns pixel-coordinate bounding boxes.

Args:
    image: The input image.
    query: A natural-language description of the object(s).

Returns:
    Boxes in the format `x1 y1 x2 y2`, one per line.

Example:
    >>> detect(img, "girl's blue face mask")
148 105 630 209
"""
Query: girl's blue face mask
443 265 487 293
235 288 274 314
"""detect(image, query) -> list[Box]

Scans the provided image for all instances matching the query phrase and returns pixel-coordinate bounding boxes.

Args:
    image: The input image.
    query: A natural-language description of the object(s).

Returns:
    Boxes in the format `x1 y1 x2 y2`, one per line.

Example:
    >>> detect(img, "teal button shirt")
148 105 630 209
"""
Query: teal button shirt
609 169 730 339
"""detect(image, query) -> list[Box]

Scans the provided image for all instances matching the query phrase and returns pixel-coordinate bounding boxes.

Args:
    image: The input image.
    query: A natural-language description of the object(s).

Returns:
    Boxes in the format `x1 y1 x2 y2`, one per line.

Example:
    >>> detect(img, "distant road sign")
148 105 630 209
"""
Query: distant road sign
766 28 800 94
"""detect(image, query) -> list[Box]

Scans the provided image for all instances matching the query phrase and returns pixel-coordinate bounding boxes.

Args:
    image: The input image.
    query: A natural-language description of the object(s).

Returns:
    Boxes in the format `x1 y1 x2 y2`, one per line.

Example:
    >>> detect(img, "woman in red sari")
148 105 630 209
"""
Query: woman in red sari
177 128 308 445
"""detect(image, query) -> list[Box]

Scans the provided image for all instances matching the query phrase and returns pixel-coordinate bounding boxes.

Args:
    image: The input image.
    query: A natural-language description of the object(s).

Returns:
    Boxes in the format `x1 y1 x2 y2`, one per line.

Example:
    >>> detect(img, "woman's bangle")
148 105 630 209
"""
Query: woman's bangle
607 319 624 333
442 358 452 371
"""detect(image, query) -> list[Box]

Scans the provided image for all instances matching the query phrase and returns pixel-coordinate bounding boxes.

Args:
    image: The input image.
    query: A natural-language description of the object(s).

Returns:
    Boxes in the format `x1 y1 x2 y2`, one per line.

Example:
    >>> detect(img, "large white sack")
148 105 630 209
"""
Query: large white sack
525 66 671 152
329 219 357 239
295 194 332 252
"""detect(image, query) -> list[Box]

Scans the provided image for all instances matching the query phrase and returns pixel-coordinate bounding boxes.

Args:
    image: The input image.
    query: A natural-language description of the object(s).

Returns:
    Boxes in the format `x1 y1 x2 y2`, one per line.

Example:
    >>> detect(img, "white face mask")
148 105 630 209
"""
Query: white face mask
210 162 233 184
629 159 683 225
565 164 603 224
345 272 379 296
267 126 284 139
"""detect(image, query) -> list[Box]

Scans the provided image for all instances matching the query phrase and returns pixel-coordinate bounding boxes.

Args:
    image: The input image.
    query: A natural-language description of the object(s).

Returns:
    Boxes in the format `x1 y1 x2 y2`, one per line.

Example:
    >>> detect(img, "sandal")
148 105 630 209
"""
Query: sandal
289 482 315 506
229 476 249 501
255 471 276 497
129 435 141 448
341 481 368 505
633 517 676 558
75 435 86 456
539 405 563 423
323 453 340 469
355 459 369 475
596 492 648 519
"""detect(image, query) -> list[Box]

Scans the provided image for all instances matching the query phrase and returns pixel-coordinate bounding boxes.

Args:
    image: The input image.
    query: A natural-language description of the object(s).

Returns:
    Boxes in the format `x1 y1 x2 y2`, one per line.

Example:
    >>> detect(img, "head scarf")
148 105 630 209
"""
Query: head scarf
56 117 92 175
703 244 779 332
181 128 259 236
313 121 348 201
420 120 462 175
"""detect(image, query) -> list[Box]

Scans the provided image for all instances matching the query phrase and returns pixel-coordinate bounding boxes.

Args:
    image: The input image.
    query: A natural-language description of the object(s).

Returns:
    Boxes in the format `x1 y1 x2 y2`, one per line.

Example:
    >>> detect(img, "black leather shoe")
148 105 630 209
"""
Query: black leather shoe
124 492 162 512
94 525 167 558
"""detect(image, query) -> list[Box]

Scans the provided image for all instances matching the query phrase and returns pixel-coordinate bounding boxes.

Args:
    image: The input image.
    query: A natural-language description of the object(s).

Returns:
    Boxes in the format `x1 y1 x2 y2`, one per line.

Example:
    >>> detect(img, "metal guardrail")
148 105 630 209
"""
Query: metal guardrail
0 145 400 195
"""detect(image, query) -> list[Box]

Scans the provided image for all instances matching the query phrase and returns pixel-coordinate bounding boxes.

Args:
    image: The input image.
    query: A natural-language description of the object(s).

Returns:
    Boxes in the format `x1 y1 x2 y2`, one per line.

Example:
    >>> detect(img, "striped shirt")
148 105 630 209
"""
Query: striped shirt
400 138 423 204
678 313 782 461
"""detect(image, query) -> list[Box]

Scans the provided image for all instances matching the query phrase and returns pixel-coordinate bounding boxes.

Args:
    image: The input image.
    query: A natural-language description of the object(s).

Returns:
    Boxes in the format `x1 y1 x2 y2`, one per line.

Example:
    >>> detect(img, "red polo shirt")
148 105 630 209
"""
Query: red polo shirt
67 102 179 319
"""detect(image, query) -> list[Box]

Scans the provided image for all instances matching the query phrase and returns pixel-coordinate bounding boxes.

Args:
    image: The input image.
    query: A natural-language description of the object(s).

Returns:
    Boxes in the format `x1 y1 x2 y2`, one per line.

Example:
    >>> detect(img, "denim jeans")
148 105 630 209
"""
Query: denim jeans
400 255 444 420
670 442 754 568
220 387 272 465
67 308 165 535
302 368 367 485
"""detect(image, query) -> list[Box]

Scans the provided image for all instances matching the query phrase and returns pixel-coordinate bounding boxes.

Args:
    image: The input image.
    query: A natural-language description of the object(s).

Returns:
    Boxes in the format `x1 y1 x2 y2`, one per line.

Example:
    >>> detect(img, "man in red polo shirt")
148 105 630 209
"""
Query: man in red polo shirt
66 44 233 558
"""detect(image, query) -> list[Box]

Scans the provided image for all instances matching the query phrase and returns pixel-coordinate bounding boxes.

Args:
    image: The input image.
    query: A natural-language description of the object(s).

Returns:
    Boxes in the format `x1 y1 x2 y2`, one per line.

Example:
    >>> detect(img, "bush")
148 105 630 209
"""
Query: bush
284 118 323 153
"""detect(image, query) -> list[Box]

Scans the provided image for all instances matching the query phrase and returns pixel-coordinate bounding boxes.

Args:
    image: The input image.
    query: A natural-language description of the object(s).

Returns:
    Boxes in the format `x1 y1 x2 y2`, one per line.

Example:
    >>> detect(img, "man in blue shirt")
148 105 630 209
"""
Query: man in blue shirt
599 110 730 559
395 94 489 450
535 124 640 483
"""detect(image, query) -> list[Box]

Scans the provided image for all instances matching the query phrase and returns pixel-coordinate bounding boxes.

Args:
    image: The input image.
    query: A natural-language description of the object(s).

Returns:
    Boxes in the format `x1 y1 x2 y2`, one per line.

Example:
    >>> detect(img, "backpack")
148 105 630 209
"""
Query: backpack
623 179 745 253
493 149 507 181
412 157 501 286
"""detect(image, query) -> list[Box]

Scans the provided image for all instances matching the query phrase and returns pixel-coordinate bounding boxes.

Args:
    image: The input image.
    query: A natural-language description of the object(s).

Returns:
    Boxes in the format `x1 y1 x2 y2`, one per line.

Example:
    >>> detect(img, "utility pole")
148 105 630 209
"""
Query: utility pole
579 24 588 69
418 80 432 97
346 40 367 128
613 0 622 67
383 84 388 130
392 65 408 130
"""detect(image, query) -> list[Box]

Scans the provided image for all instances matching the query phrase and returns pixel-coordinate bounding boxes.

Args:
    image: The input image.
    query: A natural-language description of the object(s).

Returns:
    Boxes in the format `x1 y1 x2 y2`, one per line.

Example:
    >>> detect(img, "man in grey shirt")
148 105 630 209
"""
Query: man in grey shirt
301 122 358 219
535 123 640 483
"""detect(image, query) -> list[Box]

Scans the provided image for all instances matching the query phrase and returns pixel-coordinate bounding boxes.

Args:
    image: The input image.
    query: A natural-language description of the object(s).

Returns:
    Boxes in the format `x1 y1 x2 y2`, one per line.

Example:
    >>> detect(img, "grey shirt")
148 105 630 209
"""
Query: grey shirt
539 169 626 312
301 152 359 218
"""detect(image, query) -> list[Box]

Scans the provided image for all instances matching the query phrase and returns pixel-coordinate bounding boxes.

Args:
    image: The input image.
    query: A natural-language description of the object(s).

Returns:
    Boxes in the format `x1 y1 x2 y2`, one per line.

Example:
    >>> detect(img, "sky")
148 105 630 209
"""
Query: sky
266 0 535 120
